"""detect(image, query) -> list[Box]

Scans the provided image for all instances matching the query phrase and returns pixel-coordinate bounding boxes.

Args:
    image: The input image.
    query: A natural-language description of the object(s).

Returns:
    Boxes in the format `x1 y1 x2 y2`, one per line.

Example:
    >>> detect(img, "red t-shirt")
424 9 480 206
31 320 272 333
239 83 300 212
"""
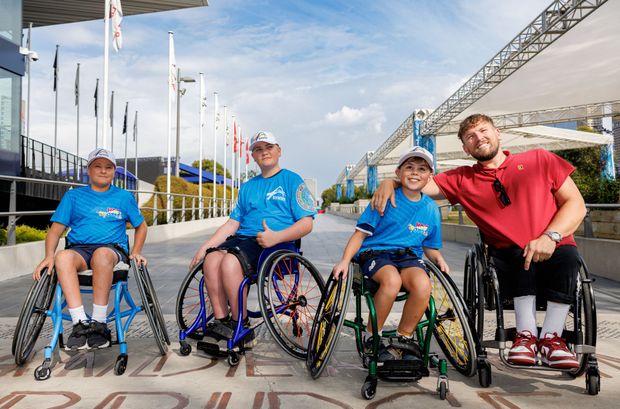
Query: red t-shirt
434 149 577 249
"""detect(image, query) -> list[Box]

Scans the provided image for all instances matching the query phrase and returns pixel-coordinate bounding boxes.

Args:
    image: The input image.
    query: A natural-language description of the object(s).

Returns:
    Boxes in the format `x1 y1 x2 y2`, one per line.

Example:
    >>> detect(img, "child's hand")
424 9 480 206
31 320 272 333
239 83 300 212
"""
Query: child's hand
256 220 280 248
436 258 450 274
332 261 349 279
189 246 207 269
130 253 148 267
33 256 54 281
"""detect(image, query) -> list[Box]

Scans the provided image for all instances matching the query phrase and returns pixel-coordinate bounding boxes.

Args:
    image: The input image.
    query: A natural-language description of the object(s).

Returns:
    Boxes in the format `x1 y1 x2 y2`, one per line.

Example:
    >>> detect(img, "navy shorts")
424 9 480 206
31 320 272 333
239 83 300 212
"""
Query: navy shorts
68 244 129 269
216 235 263 275
359 250 427 279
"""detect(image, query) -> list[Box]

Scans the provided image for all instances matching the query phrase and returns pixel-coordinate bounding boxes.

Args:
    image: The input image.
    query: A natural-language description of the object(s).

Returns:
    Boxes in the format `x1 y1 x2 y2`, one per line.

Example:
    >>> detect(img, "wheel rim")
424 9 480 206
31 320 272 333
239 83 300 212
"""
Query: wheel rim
176 262 213 339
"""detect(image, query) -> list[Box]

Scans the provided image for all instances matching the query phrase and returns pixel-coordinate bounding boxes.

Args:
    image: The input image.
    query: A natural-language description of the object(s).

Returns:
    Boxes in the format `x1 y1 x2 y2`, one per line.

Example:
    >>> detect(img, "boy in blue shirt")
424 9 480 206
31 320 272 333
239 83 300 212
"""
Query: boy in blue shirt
190 131 317 339
332 146 448 361
33 148 147 350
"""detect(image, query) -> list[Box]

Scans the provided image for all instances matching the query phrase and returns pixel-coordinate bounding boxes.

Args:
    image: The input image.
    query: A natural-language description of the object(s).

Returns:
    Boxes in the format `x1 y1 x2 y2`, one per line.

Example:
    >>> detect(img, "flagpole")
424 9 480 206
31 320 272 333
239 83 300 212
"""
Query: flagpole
134 111 138 190
198 73 205 219
222 106 228 214
245 135 249 181
231 116 236 207
110 90 115 152
123 102 128 188
95 78 99 148
238 126 242 187
102 0 110 149
212 92 218 216
75 63 80 158
166 31 175 222
53 44 59 151
26 23 32 142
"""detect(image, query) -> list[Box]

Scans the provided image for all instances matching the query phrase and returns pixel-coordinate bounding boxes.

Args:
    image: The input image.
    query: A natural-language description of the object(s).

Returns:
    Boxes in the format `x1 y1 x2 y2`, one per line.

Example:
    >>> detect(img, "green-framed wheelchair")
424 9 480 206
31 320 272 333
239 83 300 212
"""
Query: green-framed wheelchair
306 259 476 400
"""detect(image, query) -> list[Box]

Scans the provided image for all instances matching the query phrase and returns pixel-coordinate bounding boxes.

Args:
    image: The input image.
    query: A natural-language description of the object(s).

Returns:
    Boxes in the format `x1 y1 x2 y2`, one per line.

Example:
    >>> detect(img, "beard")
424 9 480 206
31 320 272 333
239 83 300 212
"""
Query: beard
470 144 500 162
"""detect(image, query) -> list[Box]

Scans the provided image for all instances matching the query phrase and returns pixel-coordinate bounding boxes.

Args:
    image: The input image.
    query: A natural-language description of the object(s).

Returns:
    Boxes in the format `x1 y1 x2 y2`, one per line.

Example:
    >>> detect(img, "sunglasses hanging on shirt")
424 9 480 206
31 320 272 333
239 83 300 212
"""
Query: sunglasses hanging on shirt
493 178 511 207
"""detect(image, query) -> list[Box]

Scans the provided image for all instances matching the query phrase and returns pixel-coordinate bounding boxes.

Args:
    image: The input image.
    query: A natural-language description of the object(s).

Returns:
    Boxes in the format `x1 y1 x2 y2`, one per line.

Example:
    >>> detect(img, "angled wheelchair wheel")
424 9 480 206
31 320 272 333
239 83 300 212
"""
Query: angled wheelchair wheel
133 261 169 355
427 262 477 377
258 251 326 360
306 272 353 379
176 261 213 340
463 244 487 340
13 270 57 365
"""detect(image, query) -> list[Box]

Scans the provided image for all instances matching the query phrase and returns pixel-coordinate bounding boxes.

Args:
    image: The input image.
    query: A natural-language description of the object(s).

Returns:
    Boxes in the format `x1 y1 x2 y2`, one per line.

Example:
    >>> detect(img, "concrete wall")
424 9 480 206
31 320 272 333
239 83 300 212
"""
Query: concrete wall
0 217 227 282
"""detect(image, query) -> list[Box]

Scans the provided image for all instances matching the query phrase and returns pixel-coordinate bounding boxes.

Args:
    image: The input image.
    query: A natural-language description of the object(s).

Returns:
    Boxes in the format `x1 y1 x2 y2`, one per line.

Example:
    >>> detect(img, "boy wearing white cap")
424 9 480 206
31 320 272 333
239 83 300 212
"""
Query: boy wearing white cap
190 131 316 340
332 146 448 362
33 148 147 350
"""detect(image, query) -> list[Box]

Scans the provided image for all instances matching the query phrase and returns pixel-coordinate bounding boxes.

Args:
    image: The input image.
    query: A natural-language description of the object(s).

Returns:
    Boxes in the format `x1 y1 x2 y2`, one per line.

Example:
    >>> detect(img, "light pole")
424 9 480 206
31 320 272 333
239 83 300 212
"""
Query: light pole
175 68 195 177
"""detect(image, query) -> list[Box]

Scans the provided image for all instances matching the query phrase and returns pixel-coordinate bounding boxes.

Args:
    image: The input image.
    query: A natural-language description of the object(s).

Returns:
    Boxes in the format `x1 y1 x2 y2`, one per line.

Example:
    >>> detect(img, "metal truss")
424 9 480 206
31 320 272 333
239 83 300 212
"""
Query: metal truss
421 0 608 135
436 100 620 135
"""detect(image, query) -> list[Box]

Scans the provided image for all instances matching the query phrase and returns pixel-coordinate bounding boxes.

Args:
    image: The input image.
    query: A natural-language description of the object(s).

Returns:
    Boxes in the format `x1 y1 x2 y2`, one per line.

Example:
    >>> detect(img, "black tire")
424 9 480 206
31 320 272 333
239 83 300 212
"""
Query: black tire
114 354 128 375
427 262 477 377
258 252 326 360
568 258 597 378
361 376 377 400
439 381 447 400
478 360 492 387
34 365 51 381
306 273 352 379
133 261 169 355
13 270 57 365
176 261 213 340
586 372 600 396
463 248 477 326
139 264 170 345
179 342 192 356
227 352 240 367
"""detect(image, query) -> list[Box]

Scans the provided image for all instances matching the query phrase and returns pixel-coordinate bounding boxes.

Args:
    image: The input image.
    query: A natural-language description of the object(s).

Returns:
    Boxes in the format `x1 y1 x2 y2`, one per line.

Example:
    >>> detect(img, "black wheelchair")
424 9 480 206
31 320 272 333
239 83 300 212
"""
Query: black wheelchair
176 241 325 366
12 253 170 380
306 258 477 400
463 242 600 395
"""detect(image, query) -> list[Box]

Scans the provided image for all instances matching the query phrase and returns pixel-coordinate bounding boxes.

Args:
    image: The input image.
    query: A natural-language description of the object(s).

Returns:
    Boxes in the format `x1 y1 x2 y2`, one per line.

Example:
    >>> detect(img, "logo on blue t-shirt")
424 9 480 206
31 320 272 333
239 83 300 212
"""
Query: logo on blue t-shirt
409 222 429 236
296 184 315 212
266 186 286 201
96 207 124 219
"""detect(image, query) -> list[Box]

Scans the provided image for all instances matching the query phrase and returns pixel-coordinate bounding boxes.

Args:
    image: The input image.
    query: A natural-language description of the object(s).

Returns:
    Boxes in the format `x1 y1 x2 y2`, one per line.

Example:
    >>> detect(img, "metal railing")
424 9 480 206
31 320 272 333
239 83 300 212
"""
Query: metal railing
0 175 233 246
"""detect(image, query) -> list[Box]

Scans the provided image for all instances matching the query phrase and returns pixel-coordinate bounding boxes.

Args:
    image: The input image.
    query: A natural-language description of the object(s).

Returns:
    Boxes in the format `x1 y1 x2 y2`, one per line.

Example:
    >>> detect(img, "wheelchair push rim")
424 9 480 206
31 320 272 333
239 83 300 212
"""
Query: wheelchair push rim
258 251 326 360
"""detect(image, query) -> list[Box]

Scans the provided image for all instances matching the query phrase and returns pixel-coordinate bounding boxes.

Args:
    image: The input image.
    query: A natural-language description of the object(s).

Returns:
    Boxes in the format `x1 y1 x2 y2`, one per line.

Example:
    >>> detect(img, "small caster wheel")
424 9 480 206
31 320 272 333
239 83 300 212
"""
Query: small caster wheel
478 360 492 388
227 352 240 367
114 355 128 376
34 365 51 381
439 381 447 400
361 377 377 400
180 342 192 356
586 373 600 395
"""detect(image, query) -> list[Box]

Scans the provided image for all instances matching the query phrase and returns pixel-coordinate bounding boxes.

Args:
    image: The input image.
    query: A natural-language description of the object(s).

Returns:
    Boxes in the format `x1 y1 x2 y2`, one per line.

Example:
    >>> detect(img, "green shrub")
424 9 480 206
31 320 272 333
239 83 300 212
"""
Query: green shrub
0 225 48 245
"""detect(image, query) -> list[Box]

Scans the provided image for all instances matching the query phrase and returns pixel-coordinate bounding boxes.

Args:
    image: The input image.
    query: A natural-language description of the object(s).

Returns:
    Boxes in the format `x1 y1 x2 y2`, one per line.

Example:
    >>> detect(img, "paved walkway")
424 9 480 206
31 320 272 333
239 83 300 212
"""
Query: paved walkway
1 214 619 408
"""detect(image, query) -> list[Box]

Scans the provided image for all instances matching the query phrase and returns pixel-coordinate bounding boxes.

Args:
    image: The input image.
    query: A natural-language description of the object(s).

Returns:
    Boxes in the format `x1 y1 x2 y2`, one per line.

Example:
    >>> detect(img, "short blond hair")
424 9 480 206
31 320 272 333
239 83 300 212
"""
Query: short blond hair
458 114 495 140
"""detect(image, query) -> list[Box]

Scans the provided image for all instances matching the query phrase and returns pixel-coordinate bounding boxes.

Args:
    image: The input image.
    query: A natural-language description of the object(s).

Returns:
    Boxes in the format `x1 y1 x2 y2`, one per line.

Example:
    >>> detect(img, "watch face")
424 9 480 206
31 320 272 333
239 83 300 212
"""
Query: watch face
548 232 561 242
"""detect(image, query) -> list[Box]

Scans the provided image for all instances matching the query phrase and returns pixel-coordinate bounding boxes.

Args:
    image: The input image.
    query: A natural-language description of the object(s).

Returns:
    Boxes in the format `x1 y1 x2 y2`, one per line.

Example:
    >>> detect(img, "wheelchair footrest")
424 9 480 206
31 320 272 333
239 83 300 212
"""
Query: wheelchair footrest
197 341 228 358
377 359 428 382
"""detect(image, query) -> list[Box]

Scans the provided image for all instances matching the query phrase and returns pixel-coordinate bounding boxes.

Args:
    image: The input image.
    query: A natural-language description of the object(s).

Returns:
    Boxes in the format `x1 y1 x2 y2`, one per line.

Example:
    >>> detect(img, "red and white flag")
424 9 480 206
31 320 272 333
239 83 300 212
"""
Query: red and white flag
233 120 238 153
245 136 250 164
239 129 243 158
110 0 123 51
169 36 177 96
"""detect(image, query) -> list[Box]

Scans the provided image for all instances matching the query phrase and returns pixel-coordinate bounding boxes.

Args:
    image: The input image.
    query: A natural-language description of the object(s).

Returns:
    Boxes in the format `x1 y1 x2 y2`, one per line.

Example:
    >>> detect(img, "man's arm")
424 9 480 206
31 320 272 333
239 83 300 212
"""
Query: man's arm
130 221 148 265
190 218 241 268
33 222 66 280
332 230 367 279
256 216 312 248
371 177 446 216
522 176 586 270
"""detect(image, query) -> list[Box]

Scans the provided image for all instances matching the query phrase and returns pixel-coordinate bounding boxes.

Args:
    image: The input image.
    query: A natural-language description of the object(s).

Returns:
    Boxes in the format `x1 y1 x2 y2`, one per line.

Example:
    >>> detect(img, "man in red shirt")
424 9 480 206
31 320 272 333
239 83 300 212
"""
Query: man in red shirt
372 114 586 369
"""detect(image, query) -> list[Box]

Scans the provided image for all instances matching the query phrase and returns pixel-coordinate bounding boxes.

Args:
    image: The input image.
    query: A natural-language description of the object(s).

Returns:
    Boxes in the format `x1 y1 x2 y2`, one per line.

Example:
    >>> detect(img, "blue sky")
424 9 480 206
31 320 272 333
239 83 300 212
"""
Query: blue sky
26 0 550 193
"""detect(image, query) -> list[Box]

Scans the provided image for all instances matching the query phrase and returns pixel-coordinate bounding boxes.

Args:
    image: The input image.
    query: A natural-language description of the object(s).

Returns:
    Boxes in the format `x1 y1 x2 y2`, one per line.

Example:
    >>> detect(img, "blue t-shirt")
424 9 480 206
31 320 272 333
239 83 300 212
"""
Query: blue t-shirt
356 188 442 258
230 169 317 236
51 185 145 253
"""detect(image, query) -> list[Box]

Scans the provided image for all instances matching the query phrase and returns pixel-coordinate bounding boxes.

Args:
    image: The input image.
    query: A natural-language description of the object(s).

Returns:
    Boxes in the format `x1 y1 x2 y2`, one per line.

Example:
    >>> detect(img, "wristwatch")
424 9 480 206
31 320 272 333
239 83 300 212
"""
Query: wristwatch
544 231 562 243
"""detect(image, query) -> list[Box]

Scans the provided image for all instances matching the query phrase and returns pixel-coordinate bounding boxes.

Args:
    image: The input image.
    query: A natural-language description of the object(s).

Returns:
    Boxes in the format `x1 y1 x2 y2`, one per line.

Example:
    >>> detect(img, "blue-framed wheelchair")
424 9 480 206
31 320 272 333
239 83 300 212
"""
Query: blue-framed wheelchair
176 241 325 366
463 241 600 395
12 254 170 380
306 257 476 400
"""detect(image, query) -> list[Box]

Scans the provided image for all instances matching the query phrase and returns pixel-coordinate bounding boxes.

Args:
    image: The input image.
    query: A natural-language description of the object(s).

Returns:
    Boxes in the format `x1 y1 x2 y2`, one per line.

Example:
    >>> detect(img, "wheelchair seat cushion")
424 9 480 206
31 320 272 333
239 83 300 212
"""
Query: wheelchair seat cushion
77 262 130 286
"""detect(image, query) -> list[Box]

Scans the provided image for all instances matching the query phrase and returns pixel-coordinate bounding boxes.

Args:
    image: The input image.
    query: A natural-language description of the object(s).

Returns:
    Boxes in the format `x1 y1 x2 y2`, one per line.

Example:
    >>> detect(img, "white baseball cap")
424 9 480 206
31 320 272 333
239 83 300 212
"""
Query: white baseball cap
397 146 434 171
249 131 278 151
87 148 117 168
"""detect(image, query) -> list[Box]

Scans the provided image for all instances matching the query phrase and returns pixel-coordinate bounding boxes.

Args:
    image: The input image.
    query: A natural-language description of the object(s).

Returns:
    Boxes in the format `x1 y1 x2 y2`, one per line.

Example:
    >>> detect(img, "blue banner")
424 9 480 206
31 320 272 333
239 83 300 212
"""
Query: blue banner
601 143 616 180
336 183 342 200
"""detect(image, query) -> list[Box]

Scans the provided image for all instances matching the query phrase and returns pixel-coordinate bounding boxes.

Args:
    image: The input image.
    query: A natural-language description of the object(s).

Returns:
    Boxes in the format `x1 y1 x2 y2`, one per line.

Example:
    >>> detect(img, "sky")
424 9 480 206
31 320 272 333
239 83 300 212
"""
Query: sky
25 0 551 194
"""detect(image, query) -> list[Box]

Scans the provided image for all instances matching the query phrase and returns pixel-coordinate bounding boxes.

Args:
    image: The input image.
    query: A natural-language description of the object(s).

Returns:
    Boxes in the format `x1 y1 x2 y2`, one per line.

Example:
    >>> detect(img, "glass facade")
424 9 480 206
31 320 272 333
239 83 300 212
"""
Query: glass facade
0 0 22 44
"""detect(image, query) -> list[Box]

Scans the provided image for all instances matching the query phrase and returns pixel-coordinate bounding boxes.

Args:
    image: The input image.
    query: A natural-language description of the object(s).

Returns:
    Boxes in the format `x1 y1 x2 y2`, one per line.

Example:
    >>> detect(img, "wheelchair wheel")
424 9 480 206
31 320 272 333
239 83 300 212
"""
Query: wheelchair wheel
427 262 477 377
13 270 57 365
306 272 352 379
567 257 597 378
176 261 213 340
258 251 325 360
133 261 169 355
463 244 487 340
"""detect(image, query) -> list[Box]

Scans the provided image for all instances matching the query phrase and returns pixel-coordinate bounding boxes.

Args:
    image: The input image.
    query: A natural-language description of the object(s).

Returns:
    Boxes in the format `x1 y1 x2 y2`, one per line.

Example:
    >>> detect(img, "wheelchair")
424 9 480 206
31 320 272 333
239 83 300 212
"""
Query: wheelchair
463 242 600 395
305 257 477 400
176 241 325 366
12 251 170 381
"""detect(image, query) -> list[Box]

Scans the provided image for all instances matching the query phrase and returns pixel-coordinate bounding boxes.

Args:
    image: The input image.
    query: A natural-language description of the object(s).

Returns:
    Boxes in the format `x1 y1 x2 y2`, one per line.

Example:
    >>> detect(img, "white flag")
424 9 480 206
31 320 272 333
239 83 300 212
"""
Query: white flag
169 36 177 97
110 0 123 51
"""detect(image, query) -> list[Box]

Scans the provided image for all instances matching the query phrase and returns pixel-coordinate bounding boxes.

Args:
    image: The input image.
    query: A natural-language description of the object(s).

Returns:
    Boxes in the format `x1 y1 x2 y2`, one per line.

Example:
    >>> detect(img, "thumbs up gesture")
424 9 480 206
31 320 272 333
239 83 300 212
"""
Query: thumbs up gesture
256 219 280 248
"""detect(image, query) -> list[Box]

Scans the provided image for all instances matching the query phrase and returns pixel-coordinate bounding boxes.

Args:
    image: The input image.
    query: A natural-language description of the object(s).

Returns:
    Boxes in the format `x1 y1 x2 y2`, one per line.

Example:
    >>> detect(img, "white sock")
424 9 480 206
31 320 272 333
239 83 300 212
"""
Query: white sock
514 295 537 336
397 330 414 339
68 305 88 325
540 301 570 338
91 304 108 323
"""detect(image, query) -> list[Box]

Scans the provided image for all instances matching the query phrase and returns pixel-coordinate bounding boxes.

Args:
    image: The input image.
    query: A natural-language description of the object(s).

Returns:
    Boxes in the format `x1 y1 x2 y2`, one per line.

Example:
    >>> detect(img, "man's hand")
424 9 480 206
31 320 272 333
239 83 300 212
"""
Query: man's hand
33 256 55 281
130 253 148 267
370 180 396 216
332 260 350 279
256 220 280 248
523 234 557 270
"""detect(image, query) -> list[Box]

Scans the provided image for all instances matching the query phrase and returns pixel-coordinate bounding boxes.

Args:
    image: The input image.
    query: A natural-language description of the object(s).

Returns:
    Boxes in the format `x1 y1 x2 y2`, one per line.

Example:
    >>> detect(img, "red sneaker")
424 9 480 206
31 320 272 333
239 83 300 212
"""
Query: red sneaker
539 332 579 369
507 330 538 366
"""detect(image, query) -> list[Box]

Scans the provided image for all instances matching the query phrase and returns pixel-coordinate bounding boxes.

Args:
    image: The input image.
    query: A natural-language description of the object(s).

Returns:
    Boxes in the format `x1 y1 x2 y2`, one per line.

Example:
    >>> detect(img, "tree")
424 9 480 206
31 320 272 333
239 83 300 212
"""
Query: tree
191 159 231 178
321 185 338 209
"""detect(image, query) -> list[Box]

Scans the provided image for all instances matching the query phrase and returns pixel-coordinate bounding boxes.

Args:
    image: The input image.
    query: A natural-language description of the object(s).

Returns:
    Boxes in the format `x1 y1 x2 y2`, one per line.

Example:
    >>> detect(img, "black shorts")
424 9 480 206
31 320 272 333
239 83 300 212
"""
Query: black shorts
490 245 579 305
68 244 129 269
216 235 263 275
359 250 427 279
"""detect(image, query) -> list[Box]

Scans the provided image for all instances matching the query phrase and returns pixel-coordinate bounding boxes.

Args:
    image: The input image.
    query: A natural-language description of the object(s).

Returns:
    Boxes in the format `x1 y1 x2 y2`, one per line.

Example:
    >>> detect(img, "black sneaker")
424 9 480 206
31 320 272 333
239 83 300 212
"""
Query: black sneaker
88 321 112 349
205 318 235 340
66 321 91 350
391 336 423 361
363 335 388 356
